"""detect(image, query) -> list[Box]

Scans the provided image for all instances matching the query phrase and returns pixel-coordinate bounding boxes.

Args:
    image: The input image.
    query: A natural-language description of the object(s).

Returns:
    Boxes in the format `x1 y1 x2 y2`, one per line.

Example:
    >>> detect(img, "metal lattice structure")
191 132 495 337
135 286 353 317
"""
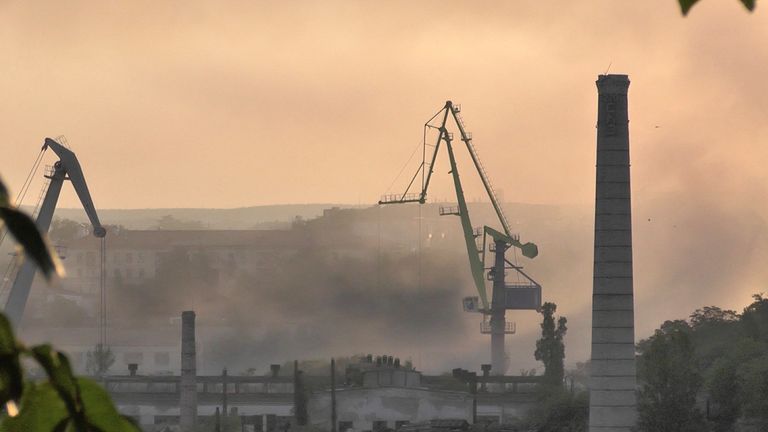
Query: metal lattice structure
379 101 542 374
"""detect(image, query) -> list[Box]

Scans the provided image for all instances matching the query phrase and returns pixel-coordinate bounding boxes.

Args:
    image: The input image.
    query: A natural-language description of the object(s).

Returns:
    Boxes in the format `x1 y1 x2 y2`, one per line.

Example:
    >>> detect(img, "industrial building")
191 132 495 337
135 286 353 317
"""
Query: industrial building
104 312 540 431
58 229 304 294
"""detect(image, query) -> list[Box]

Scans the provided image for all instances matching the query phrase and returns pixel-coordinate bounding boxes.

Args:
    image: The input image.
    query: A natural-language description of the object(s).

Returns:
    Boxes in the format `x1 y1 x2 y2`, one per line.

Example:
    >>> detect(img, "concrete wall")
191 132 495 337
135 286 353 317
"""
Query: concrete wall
110 381 537 431
309 387 472 431
362 370 421 388
117 401 294 431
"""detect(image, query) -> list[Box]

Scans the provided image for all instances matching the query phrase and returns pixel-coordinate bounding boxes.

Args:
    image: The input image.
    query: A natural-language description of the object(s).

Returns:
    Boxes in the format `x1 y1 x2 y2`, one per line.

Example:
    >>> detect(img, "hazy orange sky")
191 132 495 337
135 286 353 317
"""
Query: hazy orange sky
2 1 766 210
3 2 768 369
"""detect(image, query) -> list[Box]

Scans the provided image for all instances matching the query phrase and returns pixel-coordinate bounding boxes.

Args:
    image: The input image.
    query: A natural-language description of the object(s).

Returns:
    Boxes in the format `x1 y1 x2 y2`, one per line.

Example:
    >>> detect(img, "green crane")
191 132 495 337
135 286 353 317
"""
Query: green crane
379 101 537 312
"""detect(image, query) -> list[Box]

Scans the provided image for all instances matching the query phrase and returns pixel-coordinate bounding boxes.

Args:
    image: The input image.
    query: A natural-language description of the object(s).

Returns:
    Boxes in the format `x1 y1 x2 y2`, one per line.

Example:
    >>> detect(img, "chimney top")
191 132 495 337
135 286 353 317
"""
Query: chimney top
596 74 630 94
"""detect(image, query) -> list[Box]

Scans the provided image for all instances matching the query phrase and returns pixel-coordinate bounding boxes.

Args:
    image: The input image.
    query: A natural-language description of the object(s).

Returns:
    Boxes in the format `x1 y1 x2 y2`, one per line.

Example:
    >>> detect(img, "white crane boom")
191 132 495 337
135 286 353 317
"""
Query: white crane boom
4 138 105 326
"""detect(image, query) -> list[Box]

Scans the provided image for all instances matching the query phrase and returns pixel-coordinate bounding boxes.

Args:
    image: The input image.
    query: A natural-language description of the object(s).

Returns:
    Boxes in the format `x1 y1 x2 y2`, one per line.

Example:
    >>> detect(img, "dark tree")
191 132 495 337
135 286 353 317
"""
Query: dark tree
707 361 740 432
636 321 707 432
525 390 588 432
48 217 83 242
689 306 739 329
742 293 768 343
535 302 568 387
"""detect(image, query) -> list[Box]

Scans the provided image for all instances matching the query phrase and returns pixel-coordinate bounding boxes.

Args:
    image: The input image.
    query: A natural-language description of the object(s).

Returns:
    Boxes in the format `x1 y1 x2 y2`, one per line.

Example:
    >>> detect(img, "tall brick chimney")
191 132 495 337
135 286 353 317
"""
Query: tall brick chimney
180 311 197 431
589 74 637 431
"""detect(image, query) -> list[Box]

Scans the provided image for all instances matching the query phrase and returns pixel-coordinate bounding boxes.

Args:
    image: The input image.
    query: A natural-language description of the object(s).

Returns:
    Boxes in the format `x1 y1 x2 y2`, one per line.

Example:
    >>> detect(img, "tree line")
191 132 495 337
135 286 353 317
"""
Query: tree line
637 294 768 431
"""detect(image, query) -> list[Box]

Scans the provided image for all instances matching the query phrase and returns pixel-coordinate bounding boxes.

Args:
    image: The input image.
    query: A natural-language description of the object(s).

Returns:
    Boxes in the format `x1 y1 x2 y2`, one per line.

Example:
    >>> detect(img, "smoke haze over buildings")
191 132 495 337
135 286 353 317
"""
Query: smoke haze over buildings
2 1 768 374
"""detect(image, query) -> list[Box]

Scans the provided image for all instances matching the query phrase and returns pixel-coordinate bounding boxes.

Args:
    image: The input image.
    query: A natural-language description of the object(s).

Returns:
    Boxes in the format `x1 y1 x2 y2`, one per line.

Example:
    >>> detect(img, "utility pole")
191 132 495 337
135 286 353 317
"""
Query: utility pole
331 358 337 432
294 360 308 426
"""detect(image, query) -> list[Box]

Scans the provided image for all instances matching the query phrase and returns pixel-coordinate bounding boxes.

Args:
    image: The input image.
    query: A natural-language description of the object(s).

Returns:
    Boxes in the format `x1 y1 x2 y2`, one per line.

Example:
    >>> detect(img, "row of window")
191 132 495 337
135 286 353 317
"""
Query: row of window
68 351 170 367
123 351 170 366
75 251 149 265
153 414 292 429
73 249 274 266
75 268 148 279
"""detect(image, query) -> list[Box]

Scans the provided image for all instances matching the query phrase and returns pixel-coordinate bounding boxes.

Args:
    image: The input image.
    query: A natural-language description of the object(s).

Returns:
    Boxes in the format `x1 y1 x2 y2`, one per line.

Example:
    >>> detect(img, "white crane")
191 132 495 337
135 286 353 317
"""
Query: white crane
4 138 105 326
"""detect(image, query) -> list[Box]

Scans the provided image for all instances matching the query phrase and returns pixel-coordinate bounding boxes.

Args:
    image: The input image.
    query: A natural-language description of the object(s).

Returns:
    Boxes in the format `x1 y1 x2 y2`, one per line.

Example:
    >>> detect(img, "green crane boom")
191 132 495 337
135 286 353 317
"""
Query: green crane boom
379 101 537 311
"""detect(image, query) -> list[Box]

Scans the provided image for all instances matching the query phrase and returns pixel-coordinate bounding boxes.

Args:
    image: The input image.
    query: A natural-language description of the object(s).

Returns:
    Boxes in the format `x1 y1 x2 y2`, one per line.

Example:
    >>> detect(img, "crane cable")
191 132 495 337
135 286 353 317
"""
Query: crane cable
0 147 47 247
99 236 107 350
416 202 423 370
382 140 423 197
0 147 48 300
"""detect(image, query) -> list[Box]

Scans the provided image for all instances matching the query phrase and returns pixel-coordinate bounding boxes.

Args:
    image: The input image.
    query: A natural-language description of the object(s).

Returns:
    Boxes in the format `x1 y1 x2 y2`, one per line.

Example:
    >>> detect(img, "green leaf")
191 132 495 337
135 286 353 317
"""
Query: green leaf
679 0 699 15
0 207 61 281
52 418 72 432
77 379 140 432
0 314 23 405
29 345 82 422
0 382 68 432
680 0 756 15
740 0 756 11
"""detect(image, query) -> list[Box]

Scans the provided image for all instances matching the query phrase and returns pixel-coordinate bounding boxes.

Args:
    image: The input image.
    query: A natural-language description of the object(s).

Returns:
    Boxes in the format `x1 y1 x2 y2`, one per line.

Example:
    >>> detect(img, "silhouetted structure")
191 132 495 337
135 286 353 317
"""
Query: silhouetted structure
180 311 197 431
589 74 637 431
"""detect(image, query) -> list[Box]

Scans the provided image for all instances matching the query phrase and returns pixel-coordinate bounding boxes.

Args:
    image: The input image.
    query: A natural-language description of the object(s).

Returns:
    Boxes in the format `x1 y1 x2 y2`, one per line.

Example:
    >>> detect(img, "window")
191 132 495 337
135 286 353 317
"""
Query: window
154 352 170 366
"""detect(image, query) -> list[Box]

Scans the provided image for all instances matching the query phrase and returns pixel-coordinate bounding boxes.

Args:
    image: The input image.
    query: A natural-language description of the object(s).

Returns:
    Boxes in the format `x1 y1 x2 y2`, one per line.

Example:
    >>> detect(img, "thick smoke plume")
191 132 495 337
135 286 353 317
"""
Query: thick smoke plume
104 223 474 373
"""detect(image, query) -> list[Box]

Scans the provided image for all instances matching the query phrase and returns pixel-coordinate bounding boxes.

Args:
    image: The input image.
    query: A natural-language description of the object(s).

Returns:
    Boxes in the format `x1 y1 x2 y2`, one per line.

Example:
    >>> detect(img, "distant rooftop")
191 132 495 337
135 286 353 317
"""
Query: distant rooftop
65 228 304 250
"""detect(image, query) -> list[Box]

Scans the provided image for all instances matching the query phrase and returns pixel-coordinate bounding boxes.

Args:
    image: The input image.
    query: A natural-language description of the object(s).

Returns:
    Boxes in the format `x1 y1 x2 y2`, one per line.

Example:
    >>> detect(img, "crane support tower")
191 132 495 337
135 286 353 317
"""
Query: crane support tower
379 101 542 374
3 138 106 326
